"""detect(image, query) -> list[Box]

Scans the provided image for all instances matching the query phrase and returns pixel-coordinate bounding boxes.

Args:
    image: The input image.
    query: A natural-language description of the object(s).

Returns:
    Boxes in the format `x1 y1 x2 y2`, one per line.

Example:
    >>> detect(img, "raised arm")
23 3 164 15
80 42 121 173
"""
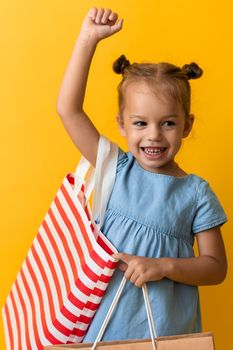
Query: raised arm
56 8 123 166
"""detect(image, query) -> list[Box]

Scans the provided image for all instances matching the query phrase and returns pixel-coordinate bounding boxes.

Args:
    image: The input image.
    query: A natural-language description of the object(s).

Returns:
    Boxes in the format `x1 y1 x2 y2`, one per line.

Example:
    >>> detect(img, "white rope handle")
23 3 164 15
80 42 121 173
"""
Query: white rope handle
142 284 157 350
91 276 127 350
91 276 157 350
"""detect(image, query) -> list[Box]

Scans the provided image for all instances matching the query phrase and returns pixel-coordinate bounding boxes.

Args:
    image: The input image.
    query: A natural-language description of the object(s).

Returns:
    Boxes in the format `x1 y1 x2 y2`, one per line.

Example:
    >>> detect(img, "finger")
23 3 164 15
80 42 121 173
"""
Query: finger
113 252 132 264
95 8 105 24
129 271 140 285
124 266 135 281
87 7 98 20
109 11 118 22
101 8 112 24
117 262 128 272
134 276 144 288
112 253 120 260
110 18 124 34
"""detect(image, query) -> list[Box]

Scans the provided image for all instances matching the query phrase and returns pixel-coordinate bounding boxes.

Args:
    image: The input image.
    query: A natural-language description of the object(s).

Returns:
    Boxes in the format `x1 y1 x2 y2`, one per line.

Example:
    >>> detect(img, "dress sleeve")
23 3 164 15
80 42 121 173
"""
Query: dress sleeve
116 147 129 173
192 180 227 234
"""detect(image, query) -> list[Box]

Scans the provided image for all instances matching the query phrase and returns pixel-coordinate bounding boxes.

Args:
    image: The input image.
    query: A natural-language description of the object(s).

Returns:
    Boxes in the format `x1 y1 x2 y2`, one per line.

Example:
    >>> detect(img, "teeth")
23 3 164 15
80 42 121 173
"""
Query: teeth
143 147 165 155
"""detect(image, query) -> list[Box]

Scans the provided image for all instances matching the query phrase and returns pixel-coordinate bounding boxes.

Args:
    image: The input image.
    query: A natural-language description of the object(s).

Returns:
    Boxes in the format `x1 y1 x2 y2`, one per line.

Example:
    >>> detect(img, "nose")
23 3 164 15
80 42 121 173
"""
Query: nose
147 124 162 142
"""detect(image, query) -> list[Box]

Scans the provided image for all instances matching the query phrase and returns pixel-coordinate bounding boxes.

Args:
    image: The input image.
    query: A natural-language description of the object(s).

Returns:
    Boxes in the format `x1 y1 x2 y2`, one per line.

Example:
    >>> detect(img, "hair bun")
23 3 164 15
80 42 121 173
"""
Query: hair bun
182 62 203 80
113 55 131 74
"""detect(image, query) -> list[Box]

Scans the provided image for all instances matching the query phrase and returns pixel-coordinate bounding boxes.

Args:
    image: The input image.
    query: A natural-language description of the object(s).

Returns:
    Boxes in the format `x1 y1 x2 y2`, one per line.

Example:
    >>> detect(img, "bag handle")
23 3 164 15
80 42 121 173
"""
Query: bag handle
92 136 118 228
74 156 92 196
73 136 118 227
91 276 157 350
142 283 158 346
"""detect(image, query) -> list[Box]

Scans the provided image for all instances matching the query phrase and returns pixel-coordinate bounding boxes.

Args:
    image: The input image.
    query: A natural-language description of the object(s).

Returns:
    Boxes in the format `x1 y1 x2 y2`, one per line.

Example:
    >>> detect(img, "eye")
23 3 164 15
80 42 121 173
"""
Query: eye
162 121 176 127
133 121 147 127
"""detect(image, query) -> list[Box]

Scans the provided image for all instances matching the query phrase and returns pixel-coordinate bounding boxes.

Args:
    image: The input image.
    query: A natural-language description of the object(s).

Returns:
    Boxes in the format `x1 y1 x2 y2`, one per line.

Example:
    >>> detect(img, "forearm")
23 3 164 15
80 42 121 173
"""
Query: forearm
163 255 227 286
113 236 227 288
56 34 98 115
54 8 123 165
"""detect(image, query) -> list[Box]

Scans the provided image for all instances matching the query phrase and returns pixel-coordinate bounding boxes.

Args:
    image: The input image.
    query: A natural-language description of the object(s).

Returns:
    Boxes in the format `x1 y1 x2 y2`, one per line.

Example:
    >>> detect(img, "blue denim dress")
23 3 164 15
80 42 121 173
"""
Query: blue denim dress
83 145 227 342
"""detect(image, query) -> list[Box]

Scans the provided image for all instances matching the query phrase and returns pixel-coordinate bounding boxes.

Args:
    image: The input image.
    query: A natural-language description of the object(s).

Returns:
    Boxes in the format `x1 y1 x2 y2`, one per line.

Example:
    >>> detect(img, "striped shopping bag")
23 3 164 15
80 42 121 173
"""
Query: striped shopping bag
2 136 119 350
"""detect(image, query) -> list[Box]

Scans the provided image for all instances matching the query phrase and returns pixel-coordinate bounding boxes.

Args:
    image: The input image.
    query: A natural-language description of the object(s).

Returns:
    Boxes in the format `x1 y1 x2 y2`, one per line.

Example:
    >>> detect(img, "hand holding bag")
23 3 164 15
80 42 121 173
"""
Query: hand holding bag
44 277 215 350
2 136 119 350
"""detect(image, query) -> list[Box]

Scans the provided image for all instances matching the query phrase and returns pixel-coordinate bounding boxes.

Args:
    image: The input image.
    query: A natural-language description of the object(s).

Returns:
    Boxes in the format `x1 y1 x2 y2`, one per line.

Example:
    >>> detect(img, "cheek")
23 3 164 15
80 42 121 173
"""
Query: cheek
168 130 183 148
175 139 183 149
126 131 141 147
175 124 186 137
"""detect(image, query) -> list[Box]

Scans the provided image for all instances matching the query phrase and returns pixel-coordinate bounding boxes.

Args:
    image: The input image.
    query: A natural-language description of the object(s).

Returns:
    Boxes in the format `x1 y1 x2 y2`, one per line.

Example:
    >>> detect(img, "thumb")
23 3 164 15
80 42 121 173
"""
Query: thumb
109 18 124 35
117 262 128 272
112 252 132 264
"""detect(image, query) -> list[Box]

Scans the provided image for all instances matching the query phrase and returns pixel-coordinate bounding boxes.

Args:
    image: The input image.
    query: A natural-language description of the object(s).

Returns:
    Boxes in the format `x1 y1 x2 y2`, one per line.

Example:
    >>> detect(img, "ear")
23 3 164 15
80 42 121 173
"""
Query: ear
116 114 127 137
183 114 195 138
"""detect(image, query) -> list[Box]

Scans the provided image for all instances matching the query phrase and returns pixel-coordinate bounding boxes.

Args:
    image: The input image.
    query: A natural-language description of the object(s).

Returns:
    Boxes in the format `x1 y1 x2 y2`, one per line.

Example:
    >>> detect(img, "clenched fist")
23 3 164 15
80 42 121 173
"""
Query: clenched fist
80 7 123 43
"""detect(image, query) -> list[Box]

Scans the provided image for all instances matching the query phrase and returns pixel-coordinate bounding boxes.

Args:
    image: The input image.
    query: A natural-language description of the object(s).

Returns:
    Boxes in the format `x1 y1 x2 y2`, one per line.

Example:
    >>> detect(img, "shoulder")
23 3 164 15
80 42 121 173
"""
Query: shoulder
190 175 228 233
192 176 222 203
96 135 133 173
188 174 225 211
178 174 214 197
116 148 134 173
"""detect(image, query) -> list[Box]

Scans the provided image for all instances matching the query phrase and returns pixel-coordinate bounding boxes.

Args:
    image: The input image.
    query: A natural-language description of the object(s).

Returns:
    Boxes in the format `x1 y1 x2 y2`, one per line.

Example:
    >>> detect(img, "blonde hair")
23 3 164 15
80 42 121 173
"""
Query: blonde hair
113 55 203 122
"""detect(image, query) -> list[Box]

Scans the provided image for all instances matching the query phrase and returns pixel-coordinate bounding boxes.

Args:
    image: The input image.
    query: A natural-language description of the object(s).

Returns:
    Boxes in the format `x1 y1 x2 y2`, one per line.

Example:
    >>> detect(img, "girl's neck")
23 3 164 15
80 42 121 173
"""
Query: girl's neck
138 159 187 177
168 162 187 177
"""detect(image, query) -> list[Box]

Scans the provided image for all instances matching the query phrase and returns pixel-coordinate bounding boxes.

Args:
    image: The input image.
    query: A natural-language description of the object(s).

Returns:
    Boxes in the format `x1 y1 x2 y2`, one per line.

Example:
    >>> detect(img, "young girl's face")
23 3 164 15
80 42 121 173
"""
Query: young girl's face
117 81 194 175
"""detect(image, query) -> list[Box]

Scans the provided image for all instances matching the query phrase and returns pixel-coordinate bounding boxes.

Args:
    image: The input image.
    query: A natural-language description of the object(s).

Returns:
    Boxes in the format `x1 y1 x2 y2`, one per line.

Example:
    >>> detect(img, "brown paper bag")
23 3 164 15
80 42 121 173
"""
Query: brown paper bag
44 275 215 350
44 332 214 350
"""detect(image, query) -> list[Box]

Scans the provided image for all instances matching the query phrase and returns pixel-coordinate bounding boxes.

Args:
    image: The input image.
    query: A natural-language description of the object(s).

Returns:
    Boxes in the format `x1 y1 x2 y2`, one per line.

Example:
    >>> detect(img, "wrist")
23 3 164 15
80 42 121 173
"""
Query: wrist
161 258 174 279
77 31 100 48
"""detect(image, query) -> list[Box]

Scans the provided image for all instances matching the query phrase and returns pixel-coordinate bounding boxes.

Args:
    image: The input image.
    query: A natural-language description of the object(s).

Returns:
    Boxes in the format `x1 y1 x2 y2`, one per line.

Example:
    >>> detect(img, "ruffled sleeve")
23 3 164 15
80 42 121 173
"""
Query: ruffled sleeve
116 147 129 173
192 180 227 233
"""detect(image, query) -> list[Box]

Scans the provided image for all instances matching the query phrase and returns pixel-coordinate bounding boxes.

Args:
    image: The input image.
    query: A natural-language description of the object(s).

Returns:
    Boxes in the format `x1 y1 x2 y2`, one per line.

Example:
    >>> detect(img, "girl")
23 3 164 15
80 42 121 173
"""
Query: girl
56 7 227 341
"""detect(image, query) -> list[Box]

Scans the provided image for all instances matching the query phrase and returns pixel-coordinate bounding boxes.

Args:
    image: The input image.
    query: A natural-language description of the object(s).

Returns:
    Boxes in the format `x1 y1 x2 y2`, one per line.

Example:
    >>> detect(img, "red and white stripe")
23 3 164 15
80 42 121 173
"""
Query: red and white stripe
2 174 117 350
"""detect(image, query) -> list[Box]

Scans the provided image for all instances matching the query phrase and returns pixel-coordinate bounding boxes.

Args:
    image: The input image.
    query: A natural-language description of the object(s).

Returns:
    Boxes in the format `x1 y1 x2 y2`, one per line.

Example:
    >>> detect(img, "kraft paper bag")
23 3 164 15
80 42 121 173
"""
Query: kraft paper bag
44 277 215 350
44 332 214 350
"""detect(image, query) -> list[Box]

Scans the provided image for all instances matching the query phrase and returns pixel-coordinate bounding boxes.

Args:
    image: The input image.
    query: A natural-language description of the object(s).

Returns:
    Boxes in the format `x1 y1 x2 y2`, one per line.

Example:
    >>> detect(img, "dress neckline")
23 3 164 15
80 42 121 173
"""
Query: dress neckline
134 157 194 179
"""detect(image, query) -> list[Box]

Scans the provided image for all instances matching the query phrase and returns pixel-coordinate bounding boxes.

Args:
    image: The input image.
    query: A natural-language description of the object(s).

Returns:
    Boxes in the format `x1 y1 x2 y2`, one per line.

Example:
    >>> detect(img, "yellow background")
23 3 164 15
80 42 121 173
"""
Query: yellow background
0 0 232 349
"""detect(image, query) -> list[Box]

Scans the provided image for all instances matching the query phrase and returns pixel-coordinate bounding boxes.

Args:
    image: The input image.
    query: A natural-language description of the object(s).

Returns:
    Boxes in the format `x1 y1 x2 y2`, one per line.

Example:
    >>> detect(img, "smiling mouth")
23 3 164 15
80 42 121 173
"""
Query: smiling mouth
141 147 167 155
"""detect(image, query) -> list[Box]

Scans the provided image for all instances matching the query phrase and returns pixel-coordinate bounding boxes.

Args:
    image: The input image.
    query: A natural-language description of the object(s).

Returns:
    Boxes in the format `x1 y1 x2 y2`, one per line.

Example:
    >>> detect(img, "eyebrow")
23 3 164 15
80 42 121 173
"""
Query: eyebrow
129 114 179 118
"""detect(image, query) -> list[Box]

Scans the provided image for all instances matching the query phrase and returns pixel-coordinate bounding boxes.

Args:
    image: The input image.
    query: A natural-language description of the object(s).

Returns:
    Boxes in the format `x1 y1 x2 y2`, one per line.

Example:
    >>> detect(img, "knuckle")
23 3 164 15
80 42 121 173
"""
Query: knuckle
124 270 131 280
136 263 144 273
97 8 104 15
129 261 134 268
110 12 117 18
135 280 142 288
